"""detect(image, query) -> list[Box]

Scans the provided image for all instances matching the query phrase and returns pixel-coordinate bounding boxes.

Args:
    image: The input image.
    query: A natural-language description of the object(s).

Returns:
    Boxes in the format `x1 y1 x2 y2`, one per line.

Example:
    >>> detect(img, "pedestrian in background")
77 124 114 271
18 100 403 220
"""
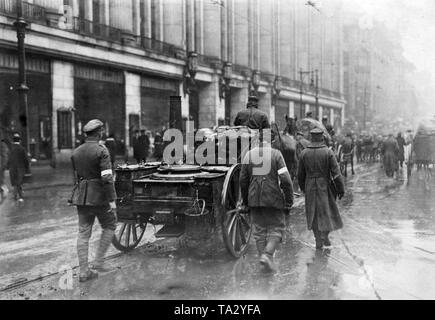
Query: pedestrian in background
381 133 400 178
7 133 30 203
240 137 294 272
138 129 150 163
104 133 117 169
396 132 406 169
70 119 117 282
0 132 9 203
297 128 345 250
132 130 141 164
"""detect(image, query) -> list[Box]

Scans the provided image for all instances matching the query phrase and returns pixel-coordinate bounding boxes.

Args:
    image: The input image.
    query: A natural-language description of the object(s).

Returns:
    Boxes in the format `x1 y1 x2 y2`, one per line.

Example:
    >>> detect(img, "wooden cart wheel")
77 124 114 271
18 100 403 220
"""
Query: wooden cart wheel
221 164 252 258
112 219 147 252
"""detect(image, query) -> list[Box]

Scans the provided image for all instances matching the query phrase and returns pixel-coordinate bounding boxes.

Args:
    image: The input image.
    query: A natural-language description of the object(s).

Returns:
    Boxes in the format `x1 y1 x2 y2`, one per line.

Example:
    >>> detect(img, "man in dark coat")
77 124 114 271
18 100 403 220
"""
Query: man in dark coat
104 134 117 168
396 133 406 168
322 116 335 138
234 96 270 130
132 130 141 164
381 133 399 177
297 128 345 249
240 140 294 272
71 119 117 282
341 133 355 176
0 134 9 202
137 129 150 163
7 133 29 203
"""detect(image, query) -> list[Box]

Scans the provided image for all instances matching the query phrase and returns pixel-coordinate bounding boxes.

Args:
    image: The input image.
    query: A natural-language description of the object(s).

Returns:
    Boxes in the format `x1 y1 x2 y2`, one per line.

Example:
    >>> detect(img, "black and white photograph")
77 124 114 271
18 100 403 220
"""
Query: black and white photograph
0 0 435 304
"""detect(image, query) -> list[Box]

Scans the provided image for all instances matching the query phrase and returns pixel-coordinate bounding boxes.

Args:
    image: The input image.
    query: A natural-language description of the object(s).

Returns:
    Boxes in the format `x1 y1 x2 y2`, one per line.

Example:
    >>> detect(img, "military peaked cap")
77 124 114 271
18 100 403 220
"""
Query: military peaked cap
83 119 104 133
310 127 324 135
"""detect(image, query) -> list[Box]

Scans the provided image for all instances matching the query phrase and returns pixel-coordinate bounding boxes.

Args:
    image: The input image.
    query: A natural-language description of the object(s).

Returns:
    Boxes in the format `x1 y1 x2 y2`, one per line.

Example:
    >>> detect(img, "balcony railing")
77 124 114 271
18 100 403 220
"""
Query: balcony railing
140 36 184 59
0 0 46 22
69 17 123 43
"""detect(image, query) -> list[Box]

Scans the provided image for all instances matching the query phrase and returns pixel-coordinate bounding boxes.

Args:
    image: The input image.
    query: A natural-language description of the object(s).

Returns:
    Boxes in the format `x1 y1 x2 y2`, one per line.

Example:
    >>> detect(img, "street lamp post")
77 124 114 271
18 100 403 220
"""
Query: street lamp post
14 0 30 153
314 69 319 114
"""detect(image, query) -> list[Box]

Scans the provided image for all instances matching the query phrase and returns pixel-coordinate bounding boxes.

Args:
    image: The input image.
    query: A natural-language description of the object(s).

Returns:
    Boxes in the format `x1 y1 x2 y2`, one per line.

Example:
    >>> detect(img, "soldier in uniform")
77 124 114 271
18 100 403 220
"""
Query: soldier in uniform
70 119 117 282
240 138 294 272
234 96 270 130
297 128 345 249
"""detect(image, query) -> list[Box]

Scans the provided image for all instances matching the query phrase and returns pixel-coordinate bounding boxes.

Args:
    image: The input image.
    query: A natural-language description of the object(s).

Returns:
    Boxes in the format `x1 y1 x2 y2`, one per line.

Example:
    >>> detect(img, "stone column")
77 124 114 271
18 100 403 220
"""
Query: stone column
289 101 295 118
180 83 189 119
260 0 274 73
230 85 249 125
270 105 275 123
110 0 135 45
195 0 204 53
220 0 228 62
203 0 221 58
330 108 334 126
186 0 195 52
162 0 184 47
125 72 141 152
198 76 221 127
319 106 323 120
233 0 249 67
279 0 292 78
305 103 310 116
132 0 141 36
258 91 272 119
51 60 74 166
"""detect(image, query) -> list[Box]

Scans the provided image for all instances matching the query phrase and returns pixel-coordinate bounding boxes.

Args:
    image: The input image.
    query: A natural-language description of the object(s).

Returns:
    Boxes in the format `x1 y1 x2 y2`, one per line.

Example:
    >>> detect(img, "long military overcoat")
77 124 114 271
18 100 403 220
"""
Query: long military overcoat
382 137 399 174
297 142 344 232
7 143 30 187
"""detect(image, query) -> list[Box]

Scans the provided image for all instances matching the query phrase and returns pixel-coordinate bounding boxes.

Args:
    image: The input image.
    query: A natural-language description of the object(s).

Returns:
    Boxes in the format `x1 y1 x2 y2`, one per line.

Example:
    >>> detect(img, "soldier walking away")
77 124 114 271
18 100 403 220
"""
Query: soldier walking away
381 133 400 178
240 138 294 272
70 119 118 282
7 133 30 203
0 133 9 203
396 132 406 169
297 128 345 250
341 133 355 177
234 96 270 130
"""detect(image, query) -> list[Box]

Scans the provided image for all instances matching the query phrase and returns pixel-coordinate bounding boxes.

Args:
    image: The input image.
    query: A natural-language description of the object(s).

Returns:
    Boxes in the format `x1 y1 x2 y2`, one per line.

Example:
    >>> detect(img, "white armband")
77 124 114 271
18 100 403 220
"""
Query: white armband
101 169 112 176
278 167 288 175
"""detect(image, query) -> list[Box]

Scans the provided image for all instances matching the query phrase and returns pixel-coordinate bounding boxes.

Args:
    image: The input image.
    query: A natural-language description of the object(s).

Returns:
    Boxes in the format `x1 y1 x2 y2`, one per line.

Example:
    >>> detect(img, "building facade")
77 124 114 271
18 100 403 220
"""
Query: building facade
343 11 418 133
0 0 345 166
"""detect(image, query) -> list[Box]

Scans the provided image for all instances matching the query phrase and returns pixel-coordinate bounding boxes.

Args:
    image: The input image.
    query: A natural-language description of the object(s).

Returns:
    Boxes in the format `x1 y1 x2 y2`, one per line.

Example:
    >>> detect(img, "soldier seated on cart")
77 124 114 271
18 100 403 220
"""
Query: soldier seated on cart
234 95 270 130
240 133 294 273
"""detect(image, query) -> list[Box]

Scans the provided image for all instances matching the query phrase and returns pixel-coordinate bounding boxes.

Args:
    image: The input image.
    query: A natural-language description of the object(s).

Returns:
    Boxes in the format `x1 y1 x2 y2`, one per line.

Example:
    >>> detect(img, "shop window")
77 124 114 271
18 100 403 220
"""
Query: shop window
57 110 72 149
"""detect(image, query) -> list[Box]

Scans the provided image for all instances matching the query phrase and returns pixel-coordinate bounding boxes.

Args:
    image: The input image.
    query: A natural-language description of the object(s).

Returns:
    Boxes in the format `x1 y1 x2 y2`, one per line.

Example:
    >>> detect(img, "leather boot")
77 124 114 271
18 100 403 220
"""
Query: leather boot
313 230 322 249
256 239 267 257
322 231 331 248
93 228 115 271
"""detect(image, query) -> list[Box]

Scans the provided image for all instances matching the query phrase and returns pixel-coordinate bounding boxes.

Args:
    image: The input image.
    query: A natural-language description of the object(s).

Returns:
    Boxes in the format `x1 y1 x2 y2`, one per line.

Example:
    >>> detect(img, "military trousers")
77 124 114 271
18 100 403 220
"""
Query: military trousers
251 207 286 243
76 206 117 272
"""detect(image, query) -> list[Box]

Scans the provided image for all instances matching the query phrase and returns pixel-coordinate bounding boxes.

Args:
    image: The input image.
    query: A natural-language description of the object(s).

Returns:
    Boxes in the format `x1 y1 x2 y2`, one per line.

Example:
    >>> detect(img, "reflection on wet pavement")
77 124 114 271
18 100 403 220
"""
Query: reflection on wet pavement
1 163 435 300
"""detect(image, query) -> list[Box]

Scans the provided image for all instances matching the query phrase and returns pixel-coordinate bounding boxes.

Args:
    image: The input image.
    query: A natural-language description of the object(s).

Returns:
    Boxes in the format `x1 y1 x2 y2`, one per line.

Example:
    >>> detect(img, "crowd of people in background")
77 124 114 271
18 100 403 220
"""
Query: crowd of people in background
333 129 414 178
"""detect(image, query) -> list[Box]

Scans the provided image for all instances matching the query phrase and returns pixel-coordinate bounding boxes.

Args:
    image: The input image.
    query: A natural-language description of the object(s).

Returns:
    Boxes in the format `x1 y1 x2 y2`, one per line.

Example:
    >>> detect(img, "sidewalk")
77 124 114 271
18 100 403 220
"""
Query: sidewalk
3 166 73 192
